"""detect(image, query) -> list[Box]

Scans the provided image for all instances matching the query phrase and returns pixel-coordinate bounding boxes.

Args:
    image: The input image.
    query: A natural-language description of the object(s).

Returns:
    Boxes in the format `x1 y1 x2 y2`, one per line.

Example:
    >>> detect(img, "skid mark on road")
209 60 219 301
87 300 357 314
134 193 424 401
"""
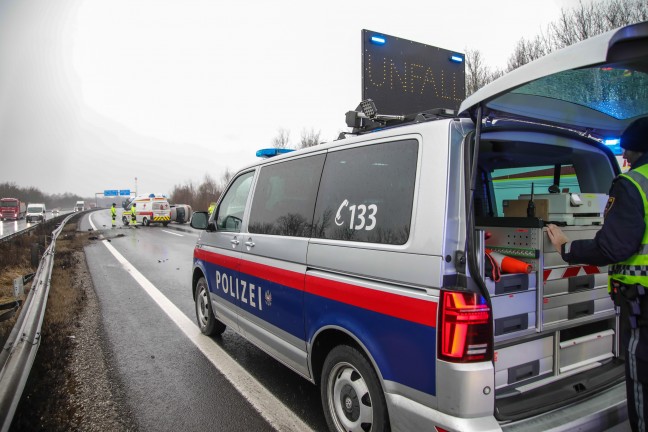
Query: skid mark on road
88 213 313 432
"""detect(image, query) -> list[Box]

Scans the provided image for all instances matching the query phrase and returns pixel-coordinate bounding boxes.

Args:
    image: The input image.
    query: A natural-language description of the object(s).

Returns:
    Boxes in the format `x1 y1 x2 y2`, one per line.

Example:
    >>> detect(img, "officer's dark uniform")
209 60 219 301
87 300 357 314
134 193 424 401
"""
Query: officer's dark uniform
559 120 648 432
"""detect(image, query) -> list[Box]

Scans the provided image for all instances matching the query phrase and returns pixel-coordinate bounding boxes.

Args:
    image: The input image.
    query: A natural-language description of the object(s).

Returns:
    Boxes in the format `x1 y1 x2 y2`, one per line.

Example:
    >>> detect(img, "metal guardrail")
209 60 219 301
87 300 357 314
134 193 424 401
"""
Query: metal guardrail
0 212 76 432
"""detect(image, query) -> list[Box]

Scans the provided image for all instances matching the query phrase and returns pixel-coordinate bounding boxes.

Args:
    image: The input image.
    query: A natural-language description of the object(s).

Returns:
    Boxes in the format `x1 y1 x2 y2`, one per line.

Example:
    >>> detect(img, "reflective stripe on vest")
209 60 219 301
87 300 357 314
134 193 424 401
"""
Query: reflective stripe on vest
609 164 648 290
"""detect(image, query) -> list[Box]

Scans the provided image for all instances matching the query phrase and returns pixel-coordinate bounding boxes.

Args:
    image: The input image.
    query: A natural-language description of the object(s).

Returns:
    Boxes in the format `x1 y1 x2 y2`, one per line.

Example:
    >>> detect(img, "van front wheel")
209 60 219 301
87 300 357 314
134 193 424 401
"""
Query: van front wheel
321 345 390 432
195 277 226 336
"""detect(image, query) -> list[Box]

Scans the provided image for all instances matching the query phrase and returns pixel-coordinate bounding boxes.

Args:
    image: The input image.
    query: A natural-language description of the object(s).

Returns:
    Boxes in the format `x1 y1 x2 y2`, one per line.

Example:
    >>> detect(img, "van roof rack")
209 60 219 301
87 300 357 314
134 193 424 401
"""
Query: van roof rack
341 99 456 137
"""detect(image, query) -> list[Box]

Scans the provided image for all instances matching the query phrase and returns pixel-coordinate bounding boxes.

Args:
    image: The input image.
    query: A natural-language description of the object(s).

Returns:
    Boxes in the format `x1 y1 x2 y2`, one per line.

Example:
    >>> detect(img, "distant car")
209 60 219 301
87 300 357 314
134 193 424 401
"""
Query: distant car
52 208 60 215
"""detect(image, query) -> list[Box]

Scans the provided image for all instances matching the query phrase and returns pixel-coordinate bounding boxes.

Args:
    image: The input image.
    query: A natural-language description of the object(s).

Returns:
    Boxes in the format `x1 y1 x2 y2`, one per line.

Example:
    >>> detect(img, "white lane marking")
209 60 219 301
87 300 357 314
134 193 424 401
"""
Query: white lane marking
88 213 313 432
161 229 183 237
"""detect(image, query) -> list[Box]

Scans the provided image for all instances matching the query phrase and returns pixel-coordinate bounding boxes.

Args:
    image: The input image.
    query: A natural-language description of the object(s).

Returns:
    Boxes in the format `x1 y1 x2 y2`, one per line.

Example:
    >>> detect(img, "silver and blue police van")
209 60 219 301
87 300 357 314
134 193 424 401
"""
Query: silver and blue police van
191 22 648 432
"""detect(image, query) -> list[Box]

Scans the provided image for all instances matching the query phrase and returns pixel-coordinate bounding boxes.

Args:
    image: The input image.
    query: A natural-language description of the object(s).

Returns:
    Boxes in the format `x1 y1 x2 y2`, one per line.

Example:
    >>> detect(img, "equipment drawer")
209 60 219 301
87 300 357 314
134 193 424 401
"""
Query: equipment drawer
559 329 615 373
544 272 607 296
491 290 537 339
542 287 614 326
494 336 553 389
486 273 536 296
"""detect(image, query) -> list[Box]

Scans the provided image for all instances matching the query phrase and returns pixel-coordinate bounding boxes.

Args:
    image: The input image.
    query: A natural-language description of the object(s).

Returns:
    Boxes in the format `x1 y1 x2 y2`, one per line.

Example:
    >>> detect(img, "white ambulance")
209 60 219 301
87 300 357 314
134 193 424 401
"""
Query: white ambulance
123 194 171 226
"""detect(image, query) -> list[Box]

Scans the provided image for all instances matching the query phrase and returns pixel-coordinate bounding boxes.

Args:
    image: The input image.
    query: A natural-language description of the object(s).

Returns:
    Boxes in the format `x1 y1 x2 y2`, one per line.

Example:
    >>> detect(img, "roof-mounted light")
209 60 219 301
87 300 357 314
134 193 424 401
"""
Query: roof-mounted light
604 138 620 146
449 54 463 63
370 35 386 45
256 148 294 158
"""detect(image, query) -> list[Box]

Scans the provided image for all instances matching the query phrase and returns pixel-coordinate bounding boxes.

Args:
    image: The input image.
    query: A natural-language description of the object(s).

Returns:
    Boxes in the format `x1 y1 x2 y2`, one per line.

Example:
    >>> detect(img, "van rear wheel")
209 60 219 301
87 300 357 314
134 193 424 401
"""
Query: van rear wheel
321 345 390 432
143 217 150 226
195 277 226 336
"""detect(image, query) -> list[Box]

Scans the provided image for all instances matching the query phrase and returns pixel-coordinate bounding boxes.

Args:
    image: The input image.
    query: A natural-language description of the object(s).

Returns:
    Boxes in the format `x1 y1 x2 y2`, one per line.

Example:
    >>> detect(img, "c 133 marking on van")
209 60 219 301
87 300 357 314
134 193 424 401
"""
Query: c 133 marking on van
215 269 264 311
334 198 378 230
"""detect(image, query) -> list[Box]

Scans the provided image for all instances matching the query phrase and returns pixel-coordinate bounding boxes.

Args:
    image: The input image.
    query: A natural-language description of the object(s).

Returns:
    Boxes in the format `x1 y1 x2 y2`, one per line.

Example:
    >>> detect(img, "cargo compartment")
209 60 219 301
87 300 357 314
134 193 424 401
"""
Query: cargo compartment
476 216 623 421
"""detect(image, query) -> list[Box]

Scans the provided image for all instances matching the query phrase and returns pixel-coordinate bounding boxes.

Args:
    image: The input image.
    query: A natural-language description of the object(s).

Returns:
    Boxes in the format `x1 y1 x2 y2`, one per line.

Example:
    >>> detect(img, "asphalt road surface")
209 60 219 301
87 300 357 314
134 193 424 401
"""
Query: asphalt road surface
81 209 328 432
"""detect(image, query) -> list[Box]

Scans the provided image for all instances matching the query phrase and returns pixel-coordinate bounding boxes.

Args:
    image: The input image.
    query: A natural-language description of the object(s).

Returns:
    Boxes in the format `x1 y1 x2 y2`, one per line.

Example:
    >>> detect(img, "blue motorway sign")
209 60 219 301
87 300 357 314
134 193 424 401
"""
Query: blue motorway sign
119 189 131 196
104 190 119 197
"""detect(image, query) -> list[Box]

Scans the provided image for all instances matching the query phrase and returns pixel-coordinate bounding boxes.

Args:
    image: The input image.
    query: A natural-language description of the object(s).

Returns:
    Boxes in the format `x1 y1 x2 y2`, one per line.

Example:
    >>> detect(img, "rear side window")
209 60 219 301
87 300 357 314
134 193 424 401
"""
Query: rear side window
492 164 581 217
216 171 254 232
248 154 325 237
312 139 418 245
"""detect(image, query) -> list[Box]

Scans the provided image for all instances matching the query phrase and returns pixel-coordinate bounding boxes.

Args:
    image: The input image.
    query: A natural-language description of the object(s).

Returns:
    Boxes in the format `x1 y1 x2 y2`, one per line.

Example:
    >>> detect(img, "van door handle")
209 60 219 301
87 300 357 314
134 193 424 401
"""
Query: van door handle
245 240 255 248
230 238 240 246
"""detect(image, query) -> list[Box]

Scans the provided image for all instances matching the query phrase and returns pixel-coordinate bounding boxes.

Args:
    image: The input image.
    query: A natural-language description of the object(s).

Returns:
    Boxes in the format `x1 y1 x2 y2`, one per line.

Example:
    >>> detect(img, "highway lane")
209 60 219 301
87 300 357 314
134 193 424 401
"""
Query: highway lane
81 209 327 431
0 210 72 240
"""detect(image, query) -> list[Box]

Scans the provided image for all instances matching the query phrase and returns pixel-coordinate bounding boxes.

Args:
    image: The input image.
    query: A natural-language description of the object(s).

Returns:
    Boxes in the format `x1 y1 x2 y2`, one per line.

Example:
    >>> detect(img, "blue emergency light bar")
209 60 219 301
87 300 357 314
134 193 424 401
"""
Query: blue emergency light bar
449 54 464 63
370 35 386 45
256 148 294 158
604 138 623 155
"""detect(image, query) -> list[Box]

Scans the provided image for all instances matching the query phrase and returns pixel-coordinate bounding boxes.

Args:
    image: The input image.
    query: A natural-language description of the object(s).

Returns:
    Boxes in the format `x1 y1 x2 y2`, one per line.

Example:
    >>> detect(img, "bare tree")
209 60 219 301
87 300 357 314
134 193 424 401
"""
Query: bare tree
219 168 233 189
196 174 220 211
298 128 321 149
271 128 291 149
170 181 196 206
507 0 648 71
465 49 504 96
506 34 550 72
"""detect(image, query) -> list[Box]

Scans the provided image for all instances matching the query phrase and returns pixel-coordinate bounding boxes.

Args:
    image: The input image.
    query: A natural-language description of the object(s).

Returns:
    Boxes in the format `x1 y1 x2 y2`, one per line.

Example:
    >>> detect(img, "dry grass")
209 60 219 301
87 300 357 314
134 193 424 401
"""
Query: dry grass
3 216 93 431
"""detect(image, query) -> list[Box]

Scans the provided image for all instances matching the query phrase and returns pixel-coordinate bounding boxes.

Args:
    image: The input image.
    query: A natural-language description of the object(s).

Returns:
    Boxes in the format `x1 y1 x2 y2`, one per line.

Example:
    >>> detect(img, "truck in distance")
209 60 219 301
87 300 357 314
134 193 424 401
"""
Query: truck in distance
0 198 26 221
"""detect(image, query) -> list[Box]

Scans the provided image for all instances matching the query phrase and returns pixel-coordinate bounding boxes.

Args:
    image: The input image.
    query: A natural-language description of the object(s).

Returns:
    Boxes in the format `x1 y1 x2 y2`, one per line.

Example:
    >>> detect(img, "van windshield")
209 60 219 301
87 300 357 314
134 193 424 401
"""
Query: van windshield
27 207 42 212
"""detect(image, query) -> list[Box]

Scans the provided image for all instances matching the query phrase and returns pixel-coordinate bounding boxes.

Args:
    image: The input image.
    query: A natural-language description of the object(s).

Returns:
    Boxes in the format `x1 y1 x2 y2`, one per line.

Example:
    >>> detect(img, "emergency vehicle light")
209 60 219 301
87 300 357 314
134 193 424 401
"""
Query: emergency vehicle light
256 148 294 158
604 138 623 155
370 35 386 45
449 54 463 63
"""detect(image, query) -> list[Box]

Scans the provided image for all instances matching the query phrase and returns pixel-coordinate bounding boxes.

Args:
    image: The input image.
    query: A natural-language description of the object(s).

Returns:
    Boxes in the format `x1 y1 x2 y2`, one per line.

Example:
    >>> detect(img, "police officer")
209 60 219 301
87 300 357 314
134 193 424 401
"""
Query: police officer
208 201 216 216
110 203 117 227
547 117 648 432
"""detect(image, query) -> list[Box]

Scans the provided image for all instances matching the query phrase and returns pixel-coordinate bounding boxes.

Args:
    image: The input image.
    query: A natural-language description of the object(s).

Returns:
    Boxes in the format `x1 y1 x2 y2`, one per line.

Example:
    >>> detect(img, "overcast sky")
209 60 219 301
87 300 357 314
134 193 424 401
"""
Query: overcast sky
0 0 585 198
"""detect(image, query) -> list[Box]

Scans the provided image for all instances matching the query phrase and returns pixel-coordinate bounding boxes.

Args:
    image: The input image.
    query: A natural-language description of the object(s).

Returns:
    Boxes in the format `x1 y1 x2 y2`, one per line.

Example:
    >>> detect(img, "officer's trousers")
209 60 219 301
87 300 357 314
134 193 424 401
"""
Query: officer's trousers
621 315 648 432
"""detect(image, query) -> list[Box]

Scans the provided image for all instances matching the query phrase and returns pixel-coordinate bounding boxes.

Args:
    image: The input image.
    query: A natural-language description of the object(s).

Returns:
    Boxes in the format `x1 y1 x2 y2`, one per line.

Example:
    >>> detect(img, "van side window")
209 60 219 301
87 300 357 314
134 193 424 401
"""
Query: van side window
215 171 254 232
248 154 325 237
312 139 418 245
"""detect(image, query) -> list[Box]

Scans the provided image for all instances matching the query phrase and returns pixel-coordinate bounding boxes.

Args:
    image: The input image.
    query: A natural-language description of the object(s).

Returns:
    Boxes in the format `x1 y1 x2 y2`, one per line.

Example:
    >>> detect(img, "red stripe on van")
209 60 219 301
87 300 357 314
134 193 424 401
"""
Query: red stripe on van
306 275 437 327
241 260 304 290
195 249 436 327
194 249 240 270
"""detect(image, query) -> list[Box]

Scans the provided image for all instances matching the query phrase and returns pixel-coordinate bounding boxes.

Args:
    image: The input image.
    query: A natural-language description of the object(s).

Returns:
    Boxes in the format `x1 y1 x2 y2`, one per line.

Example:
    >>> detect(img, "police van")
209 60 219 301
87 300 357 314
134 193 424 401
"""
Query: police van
190 22 647 431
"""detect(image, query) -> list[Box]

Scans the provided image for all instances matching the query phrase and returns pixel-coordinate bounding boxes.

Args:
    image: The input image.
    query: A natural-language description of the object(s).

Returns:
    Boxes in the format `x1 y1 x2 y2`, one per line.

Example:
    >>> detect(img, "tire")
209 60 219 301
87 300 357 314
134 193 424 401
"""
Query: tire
122 216 129 226
143 217 150 226
195 277 226 336
321 345 390 432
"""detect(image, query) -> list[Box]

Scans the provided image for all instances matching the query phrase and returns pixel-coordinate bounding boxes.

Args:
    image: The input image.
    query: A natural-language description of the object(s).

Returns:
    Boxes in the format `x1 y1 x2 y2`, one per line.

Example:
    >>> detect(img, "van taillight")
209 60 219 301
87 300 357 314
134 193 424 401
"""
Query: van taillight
438 290 492 363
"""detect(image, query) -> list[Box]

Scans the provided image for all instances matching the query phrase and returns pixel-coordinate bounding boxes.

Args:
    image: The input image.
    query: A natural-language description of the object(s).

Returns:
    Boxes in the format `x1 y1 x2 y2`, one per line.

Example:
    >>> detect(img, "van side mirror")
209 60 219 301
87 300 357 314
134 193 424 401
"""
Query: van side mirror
191 211 213 230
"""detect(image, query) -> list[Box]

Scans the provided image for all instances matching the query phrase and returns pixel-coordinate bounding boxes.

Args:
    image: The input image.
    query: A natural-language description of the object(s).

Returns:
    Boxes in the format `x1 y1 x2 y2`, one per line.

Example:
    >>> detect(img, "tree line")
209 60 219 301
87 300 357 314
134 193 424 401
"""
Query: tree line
0 182 86 209
466 0 647 94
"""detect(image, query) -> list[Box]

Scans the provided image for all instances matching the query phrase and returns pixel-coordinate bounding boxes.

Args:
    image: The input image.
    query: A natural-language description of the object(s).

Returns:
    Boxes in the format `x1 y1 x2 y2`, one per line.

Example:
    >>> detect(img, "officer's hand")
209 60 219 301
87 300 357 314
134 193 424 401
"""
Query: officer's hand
546 224 570 254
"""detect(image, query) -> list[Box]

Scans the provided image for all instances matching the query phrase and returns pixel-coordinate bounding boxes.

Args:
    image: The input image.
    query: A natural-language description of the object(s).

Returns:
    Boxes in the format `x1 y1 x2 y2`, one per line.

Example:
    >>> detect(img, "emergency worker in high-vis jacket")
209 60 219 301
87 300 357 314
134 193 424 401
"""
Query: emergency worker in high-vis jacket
547 117 648 432
111 203 117 227
130 203 137 226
